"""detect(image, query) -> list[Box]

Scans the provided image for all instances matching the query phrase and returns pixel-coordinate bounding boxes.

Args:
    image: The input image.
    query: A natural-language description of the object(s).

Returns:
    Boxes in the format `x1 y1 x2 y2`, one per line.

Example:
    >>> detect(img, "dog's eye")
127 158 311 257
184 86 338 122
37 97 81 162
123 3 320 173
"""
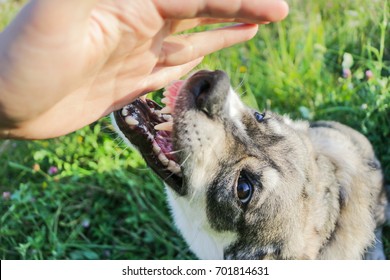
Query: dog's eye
254 112 266 123
237 176 253 204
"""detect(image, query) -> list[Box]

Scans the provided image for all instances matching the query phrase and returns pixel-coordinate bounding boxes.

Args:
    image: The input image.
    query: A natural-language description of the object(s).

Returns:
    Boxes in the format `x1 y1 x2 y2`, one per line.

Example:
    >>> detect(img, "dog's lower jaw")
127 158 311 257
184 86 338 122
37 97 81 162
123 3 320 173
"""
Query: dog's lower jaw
166 186 237 260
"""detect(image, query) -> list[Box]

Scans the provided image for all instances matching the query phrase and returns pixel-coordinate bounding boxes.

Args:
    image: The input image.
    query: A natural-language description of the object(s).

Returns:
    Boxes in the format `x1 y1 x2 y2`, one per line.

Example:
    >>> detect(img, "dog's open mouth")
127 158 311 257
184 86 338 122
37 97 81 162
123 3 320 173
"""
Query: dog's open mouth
113 81 184 188
114 70 227 190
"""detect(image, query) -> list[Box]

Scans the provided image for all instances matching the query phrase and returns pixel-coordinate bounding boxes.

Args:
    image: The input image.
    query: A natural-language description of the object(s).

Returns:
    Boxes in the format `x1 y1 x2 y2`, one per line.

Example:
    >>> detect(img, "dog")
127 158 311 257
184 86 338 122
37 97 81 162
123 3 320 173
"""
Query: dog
112 70 388 259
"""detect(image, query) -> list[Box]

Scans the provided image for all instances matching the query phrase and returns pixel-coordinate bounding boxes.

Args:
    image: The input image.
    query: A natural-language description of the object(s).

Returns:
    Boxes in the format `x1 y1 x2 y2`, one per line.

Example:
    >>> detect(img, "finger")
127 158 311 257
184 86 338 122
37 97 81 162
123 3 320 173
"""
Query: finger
142 57 204 94
109 57 203 112
153 0 289 23
170 18 231 34
170 18 269 34
158 23 258 67
29 0 98 29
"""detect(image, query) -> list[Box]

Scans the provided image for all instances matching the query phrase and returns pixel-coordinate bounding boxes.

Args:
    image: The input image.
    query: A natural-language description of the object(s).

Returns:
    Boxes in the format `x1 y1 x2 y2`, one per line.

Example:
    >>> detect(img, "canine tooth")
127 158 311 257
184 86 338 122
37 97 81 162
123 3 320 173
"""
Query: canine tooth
152 142 161 154
162 115 173 122
125 116 139 126
154 122 173 132
161 97 170 105
121 107 129 116
158 153 169 166
167 160 181 174
160 106 172 114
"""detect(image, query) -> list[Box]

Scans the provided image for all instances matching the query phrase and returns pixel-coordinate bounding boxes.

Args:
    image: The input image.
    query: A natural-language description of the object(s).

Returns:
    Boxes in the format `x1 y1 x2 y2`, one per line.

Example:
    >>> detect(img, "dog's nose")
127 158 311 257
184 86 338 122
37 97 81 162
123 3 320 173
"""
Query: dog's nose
187 70 230 116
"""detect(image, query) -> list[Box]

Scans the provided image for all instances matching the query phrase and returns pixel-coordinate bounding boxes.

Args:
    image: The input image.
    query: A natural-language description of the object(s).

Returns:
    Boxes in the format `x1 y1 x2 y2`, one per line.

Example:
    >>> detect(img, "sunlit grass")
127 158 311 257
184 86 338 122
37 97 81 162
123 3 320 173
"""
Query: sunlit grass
0 0 389 259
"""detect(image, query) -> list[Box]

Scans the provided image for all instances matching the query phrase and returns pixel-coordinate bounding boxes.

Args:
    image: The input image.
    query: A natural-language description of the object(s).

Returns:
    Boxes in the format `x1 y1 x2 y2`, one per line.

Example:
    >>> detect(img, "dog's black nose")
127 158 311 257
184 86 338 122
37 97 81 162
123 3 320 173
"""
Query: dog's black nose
187 70 230 116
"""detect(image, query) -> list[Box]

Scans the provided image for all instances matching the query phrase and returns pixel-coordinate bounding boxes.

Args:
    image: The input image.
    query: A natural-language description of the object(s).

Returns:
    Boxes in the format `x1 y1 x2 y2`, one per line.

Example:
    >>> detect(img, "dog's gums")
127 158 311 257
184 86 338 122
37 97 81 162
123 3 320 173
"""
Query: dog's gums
113 81 184 189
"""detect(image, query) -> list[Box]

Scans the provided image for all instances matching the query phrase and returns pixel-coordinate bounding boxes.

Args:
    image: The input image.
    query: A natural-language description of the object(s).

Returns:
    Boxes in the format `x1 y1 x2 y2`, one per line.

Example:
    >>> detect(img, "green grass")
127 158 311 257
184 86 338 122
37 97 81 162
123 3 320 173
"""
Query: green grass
0 0 389 259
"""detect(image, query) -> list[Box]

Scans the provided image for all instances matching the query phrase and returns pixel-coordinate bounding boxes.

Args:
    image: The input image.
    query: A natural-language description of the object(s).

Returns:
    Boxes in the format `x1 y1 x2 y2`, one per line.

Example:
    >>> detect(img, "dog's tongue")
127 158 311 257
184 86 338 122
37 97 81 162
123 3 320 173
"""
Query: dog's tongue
161 80 184 113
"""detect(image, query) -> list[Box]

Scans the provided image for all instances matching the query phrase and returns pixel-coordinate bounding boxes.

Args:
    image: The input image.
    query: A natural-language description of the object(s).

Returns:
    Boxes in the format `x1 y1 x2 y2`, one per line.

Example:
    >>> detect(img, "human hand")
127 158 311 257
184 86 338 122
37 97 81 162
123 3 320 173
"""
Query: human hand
0 0 288 139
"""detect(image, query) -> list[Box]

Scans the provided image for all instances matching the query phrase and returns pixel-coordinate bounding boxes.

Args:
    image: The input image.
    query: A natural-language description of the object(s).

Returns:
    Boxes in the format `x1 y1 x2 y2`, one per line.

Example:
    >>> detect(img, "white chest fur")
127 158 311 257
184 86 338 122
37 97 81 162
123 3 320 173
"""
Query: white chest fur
165 186 237 260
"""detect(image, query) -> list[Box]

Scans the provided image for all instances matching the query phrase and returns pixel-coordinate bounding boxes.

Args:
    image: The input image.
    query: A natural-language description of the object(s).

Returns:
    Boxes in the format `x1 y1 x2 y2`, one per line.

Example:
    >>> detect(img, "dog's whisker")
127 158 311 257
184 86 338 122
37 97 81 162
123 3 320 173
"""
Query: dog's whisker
179 152 192 167
162 168 180 181
110 137 128 158
166 149 184 155
238 90 247 97
234 76 246 92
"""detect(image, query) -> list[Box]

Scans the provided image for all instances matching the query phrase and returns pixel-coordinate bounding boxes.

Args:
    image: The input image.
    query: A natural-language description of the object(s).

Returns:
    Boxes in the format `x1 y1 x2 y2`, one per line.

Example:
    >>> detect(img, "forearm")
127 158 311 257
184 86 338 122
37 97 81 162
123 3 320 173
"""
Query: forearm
0 22 20 135
0 82 14 139
0 50 11 138
0 42 15 138
0 31 27 139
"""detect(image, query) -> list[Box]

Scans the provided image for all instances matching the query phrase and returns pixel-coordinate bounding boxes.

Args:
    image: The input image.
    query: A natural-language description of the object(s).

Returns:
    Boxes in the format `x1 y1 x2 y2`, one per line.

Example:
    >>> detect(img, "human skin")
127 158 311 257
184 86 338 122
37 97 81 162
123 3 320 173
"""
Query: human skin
0 0 288 139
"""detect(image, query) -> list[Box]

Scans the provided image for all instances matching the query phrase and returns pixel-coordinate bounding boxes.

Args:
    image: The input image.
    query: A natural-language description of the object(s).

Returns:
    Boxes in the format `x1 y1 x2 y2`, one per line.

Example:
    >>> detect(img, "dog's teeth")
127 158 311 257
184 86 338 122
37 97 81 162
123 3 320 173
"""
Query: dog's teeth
160 106 172 114
121 107 129 116
161 97 169 104
152 142 161 154
167 160 181 174
125 116 139 126
154 122 173 132
158 153 169 166
162 114 173 122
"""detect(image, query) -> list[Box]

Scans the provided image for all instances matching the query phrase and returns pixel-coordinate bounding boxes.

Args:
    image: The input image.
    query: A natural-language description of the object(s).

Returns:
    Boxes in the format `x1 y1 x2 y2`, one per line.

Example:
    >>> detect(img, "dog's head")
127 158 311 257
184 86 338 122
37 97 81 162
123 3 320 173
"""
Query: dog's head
113 70 314 259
